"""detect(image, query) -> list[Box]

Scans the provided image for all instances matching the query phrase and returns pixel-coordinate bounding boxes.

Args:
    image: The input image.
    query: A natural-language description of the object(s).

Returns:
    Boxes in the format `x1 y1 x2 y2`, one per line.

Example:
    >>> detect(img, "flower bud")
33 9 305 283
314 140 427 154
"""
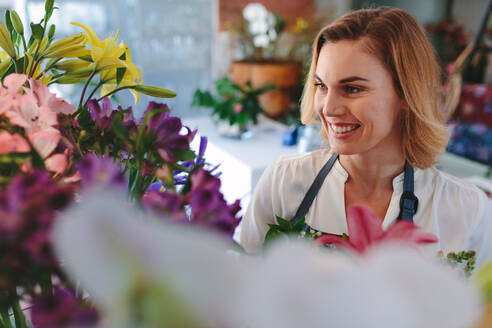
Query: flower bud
9 11 23 36
42 33 86 58
0 21 16 58
131 85 177 98
54 58 90 71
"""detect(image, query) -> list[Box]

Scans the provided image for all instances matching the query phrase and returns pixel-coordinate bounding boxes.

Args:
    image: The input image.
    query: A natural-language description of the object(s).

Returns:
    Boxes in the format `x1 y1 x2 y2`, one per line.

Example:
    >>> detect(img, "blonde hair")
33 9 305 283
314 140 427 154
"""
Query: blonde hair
300 7 449 169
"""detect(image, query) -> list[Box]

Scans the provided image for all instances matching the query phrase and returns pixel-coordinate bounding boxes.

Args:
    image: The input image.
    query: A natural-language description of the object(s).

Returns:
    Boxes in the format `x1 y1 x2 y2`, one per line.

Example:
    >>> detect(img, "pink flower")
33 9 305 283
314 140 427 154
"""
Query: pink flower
233 103 243 113
0 74 74 173
26 79 75 115
314 205 438 253
0 131 30 154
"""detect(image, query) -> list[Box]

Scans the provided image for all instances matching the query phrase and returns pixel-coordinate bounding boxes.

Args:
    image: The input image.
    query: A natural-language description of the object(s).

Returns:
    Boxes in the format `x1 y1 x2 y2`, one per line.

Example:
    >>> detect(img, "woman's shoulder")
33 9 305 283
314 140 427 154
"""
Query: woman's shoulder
418 166 490 219
421 167 487 197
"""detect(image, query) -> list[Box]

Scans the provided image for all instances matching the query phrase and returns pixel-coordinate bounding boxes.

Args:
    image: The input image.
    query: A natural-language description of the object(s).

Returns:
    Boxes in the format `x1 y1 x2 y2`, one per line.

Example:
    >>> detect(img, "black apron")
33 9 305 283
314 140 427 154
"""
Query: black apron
290 153 419 237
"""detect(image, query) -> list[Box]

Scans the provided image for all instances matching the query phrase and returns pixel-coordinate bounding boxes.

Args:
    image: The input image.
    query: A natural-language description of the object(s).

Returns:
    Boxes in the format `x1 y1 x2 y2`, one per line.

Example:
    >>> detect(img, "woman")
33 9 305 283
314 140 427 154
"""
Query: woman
234 7 492 264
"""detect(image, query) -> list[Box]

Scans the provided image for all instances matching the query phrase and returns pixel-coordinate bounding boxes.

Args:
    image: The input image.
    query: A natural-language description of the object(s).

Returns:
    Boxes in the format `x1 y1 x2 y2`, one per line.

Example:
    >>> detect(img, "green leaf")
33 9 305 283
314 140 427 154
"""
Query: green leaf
77 105 92 129
30 147 45 169
191 90 216 108
4 10 13 33
216 77 243 96
30 23 44 41
27 35 34 48
116 67 126 86
112 111 131 142
276 216 292 232
292 217 306 231
170 148 196 162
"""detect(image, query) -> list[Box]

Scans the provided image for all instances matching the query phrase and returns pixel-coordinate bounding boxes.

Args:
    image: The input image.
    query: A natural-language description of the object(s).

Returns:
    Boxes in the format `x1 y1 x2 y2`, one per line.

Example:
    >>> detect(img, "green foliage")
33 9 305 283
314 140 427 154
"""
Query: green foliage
192 77 276 128
445 250 476 277
263 216 305 249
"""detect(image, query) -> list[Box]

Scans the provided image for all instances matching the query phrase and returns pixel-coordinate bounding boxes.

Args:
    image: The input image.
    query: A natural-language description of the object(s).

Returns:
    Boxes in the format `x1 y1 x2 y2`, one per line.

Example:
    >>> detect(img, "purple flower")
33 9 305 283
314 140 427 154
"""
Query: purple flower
87 98 114 131
142 102 196 163
0 171 74 288
76 154 126 190
142 191 187 221
30 286 99 328
188 168 241 237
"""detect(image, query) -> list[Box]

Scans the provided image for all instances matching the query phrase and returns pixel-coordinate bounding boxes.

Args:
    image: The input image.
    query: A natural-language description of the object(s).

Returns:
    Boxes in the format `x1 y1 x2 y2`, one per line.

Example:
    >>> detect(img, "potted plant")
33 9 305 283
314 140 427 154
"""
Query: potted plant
192 77 275 138
226 3 335 118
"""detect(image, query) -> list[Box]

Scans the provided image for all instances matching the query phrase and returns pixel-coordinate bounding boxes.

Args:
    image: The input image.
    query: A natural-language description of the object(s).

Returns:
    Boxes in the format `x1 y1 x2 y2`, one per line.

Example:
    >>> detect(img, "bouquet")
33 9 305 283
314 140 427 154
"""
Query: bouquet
0 1 241 327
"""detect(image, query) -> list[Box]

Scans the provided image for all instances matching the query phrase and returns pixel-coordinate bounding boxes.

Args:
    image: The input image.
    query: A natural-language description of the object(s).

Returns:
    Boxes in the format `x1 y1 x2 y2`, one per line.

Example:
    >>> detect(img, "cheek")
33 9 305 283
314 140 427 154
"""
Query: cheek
313 92 324 116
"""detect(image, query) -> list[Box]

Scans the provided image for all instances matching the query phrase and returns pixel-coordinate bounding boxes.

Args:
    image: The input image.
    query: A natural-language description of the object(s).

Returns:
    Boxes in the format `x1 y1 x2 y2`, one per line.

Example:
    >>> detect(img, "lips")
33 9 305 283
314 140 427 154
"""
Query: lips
328 122 360 134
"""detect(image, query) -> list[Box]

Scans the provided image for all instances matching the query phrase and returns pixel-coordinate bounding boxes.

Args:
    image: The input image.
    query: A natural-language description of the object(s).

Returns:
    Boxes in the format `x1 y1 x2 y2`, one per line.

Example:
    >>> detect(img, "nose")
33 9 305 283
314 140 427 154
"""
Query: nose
319 89 344 117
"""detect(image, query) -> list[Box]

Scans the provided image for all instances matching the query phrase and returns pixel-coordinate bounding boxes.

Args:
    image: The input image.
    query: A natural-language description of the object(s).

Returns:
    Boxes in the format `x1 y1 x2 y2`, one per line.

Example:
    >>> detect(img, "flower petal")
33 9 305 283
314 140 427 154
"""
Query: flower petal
346 205 384 252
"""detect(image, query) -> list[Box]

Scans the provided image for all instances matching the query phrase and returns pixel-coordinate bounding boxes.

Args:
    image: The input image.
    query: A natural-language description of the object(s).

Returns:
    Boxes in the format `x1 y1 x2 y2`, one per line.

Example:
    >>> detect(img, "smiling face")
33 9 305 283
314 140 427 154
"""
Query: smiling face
314 39 405 158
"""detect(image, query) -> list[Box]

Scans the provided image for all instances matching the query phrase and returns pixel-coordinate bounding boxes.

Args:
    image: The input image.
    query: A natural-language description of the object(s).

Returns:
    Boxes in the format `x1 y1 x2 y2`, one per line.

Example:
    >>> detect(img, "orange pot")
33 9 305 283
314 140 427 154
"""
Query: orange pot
231 61 302 117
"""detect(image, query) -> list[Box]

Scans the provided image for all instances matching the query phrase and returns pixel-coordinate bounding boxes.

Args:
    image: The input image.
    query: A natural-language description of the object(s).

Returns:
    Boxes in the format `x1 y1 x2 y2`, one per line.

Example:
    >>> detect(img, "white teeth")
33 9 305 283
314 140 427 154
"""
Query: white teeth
330 124 359 133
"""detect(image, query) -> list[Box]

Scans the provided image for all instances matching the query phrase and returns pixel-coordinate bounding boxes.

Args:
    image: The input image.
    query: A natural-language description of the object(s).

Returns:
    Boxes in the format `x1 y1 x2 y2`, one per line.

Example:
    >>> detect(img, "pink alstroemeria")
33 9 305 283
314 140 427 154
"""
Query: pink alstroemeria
0 74 74 174
314 205 438 253
0 131 30 154
26 79 75 115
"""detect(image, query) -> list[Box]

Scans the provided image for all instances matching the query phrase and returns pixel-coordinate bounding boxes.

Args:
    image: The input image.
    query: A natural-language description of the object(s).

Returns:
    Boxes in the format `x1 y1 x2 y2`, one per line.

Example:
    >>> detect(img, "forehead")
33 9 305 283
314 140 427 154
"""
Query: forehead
315 40 389 83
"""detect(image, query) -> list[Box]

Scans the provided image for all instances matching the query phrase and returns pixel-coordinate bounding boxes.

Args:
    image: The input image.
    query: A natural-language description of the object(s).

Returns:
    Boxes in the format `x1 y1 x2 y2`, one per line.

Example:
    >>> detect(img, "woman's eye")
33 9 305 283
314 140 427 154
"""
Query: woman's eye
314 83 326 91
345 85 362 94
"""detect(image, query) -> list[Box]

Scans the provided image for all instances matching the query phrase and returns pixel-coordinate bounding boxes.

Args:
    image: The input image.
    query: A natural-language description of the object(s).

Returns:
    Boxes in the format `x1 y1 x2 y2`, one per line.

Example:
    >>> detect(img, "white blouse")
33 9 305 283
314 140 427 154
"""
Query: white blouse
234 149 492 266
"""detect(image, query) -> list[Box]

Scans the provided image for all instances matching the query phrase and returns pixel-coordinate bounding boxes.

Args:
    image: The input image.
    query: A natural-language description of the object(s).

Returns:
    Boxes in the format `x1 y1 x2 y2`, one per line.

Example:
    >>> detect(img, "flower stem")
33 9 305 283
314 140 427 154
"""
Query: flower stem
97 85 132 102
79 70 97 110
84 81 104 107
29 18 47 78
20 35 28 73
35 57 62 80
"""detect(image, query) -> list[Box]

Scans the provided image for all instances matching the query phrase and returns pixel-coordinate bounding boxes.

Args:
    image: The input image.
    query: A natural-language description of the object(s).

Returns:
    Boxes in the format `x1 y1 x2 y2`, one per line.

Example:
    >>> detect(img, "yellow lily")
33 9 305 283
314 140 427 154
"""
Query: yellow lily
0 50 11 76
42 33 86 58
0 21 16 58
70 22 126 73
100 41 142 103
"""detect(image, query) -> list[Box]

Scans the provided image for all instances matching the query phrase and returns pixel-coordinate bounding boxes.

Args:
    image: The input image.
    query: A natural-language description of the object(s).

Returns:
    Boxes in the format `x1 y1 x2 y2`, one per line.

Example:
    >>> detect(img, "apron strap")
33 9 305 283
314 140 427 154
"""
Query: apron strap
399 162 418 222
290 154 419 227
290 153 339 226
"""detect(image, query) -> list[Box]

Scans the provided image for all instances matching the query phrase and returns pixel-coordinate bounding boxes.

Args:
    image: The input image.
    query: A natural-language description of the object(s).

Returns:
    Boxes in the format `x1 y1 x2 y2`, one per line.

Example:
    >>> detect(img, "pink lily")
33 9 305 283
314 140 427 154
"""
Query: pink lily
314 205 438 253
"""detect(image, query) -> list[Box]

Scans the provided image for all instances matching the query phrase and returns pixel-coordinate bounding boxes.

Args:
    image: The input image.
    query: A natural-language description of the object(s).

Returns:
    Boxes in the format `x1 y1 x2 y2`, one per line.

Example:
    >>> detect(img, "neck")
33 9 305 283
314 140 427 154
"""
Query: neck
338 150 406 191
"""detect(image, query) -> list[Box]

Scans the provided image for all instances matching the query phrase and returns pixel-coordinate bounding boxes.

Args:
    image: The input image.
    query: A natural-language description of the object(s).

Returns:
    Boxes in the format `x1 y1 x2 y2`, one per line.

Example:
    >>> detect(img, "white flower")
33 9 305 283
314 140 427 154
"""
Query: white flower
249 20 269 35
253 34 270 48
268 28 277 42
235 241 482 328
243 3 268 22
54 190 482 328
53 189 250 327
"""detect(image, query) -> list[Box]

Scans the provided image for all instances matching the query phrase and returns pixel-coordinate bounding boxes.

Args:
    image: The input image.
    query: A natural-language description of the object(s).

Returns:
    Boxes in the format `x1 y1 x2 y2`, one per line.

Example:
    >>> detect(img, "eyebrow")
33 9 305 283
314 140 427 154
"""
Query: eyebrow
314 74 369 84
